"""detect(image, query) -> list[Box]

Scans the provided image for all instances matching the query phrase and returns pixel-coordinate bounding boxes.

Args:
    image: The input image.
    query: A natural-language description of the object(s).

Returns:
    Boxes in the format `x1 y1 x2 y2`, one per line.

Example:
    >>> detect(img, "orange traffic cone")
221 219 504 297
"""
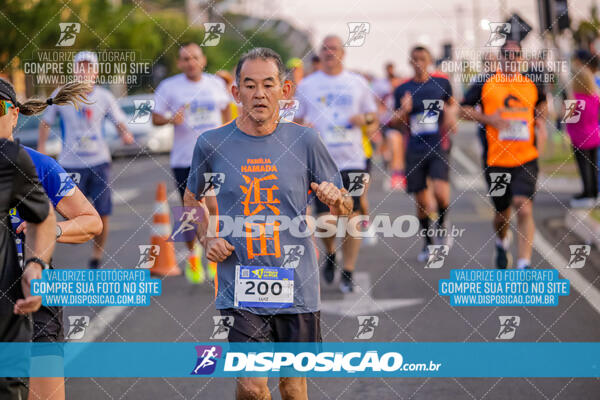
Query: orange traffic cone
150 182 181 276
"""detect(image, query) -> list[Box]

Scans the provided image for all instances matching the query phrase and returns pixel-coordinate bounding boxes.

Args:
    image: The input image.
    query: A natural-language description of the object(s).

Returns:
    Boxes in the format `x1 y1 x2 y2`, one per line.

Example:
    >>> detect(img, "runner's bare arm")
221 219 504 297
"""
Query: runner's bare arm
54 187 102 243
459 106 510 131
310 181 353 216
15 187 103 243
116 122 134 145
535 100 548 154
389 92 412 129
183 187 234 262
152 107 185 126
442 97 459 134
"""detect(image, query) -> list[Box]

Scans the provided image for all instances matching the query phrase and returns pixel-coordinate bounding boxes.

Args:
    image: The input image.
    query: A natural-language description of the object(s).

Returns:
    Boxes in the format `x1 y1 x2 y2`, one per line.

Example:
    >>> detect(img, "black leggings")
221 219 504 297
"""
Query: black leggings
573 146 598 197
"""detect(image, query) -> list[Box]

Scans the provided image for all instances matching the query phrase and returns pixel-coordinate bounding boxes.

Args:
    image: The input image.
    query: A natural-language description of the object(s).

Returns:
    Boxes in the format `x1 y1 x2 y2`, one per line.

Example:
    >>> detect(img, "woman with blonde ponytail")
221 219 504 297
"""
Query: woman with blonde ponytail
16 81 93 116
0 77 103 400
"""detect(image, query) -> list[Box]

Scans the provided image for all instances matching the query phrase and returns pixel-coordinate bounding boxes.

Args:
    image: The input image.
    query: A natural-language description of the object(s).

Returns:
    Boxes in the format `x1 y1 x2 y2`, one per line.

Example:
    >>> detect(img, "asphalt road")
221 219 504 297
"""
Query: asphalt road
53 124 600 399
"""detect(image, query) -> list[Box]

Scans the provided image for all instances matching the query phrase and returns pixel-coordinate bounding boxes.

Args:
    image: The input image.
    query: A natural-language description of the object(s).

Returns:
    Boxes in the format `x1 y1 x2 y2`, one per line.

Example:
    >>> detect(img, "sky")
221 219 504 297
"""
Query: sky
233 0 599 77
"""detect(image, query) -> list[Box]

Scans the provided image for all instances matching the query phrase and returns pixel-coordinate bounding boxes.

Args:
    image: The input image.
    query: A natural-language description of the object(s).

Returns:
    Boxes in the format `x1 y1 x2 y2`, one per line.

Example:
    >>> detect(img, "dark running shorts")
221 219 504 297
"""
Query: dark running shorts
405 149 450 193
172 167 191 200
485 159 538 212
313 169 366 214
66 162 112 216
219 308 322 342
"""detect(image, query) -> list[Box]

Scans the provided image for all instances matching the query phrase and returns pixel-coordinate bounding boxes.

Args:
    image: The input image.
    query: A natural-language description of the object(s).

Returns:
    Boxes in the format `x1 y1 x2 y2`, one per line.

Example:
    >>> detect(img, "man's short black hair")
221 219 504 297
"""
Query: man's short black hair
235 47 285 86
178 42 202 57
410 46 431 57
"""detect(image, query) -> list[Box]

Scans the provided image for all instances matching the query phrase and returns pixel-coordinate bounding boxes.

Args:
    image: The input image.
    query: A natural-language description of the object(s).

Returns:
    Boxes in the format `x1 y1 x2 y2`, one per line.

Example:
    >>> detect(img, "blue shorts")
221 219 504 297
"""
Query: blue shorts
66 162 112 216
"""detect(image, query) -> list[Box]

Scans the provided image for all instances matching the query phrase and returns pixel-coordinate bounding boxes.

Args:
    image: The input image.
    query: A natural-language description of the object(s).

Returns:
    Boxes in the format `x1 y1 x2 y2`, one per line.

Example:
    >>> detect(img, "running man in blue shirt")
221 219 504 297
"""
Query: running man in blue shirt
184 48 352 400
391 46 458 262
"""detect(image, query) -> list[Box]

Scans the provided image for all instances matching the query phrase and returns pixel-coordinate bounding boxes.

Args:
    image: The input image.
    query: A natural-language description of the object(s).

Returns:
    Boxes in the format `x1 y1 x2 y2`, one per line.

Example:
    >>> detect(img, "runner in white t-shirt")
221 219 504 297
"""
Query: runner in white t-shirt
295 35 378 293
152 42 230 282
39 51 134 270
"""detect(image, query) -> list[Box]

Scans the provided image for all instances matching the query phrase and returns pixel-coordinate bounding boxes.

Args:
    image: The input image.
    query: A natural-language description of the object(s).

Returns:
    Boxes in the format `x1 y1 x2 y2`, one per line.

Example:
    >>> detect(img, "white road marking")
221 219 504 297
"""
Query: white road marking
113 188 140 205
320 272 422 317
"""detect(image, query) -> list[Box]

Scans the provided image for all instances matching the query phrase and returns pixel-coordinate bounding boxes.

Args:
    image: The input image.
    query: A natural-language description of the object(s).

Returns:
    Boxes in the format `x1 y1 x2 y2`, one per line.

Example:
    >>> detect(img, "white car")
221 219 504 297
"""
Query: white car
12 115 62 157
105 94 173 157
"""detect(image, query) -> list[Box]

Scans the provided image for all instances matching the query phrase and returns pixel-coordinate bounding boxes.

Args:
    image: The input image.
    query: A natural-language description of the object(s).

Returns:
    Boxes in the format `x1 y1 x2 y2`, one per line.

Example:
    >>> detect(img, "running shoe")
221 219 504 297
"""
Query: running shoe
495 231 513 270
339 270 354 293
569 196 596 209
417 245 429 263
185 243 205 284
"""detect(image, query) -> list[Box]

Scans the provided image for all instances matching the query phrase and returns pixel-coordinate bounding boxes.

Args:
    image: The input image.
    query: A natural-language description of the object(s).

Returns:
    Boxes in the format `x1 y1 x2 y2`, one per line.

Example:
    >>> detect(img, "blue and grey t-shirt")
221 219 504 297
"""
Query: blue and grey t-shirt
187 121 342 315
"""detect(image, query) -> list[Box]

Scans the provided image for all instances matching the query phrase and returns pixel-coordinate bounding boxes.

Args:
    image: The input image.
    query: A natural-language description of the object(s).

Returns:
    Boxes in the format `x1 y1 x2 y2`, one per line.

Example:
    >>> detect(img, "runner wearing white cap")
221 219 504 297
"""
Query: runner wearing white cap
39 50 134 269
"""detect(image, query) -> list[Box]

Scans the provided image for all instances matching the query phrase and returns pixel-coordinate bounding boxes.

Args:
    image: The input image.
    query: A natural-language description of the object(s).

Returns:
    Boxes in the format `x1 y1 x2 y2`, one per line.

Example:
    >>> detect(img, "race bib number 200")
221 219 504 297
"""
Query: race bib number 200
234 265 294 308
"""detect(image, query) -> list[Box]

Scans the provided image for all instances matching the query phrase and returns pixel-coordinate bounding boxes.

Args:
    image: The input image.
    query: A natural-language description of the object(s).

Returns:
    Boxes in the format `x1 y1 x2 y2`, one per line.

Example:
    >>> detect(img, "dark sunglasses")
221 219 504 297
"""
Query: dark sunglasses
0 100 15 117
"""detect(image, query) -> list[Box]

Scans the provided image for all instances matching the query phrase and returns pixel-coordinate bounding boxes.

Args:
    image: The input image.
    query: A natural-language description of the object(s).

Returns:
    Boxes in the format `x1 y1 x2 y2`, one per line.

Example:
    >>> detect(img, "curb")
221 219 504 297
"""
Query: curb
564 209 600 247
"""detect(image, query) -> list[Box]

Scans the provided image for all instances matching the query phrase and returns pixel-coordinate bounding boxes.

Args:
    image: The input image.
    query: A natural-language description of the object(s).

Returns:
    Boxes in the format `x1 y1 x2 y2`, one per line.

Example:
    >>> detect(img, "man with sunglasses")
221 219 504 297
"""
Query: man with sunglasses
38 51 134 270
460 40 547 270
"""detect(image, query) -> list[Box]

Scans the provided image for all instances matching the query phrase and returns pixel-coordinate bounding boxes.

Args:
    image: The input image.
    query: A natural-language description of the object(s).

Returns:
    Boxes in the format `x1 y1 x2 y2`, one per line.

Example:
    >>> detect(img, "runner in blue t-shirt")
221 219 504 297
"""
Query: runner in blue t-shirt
184 48 353 400
9 145 102 400
391 46 458 262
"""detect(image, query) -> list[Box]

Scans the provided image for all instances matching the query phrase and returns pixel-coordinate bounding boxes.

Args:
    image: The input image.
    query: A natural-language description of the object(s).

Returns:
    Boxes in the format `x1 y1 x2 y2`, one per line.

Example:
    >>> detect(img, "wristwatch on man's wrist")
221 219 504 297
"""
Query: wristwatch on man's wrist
24 257 50 271
56 224 62 239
